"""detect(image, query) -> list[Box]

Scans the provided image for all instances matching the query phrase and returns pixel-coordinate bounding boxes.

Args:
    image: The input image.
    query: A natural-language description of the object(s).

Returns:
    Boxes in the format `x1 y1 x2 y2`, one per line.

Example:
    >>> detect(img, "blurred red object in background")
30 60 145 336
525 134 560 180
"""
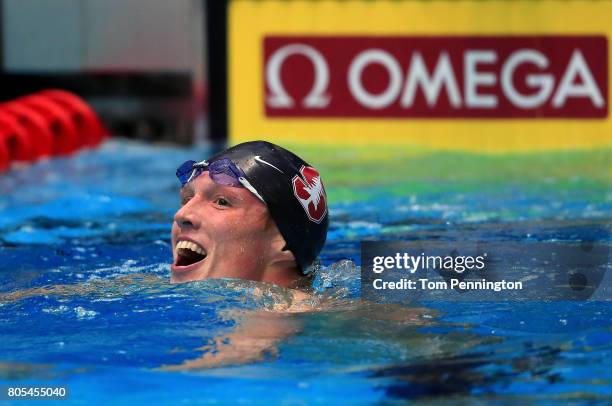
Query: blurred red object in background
0 90 107 173
0 104 54 159
41 89 108 147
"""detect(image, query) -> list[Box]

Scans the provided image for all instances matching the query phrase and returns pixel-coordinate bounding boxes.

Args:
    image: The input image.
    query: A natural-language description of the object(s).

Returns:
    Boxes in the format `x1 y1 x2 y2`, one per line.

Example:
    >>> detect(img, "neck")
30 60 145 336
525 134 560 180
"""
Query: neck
260 262 303 288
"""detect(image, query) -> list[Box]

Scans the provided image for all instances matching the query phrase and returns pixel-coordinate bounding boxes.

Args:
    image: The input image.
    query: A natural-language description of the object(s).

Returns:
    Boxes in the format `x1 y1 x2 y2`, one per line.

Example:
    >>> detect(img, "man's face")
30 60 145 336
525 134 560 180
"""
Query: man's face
171 172 280 283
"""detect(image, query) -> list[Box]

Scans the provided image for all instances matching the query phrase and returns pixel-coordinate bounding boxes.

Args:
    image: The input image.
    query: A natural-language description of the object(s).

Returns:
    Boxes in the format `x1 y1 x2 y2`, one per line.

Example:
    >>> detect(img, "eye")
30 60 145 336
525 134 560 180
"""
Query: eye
214 197 231 207
180 194 193 206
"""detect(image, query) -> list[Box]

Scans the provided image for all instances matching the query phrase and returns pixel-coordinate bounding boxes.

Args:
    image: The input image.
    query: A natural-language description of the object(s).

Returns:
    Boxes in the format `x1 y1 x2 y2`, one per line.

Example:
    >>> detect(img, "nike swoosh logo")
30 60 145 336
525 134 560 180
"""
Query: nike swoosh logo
254 155 284 173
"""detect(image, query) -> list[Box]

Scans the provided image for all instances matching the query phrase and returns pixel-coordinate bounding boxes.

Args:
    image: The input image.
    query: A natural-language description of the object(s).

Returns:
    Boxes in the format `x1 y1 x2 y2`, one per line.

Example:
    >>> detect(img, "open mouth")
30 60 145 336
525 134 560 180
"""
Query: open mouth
175 240 207 267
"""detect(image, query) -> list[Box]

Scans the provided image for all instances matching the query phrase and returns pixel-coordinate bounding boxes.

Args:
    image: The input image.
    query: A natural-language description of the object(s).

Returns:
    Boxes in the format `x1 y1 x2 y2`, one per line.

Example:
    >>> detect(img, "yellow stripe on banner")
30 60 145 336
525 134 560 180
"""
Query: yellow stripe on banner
229 0 612 152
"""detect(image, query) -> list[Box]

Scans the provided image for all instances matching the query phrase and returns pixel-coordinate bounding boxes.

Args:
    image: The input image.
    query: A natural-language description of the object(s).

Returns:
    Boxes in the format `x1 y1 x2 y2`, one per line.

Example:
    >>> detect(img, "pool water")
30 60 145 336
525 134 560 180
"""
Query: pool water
0 140 610 404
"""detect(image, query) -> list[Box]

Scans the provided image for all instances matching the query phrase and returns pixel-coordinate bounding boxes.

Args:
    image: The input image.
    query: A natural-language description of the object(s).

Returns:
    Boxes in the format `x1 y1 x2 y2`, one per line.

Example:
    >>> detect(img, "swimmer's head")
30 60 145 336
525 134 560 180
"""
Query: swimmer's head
171 141 328 287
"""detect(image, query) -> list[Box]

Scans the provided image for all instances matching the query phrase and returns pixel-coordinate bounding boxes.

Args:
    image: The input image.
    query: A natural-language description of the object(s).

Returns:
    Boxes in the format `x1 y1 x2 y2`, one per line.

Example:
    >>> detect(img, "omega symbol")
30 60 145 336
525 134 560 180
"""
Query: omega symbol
266 44 331 109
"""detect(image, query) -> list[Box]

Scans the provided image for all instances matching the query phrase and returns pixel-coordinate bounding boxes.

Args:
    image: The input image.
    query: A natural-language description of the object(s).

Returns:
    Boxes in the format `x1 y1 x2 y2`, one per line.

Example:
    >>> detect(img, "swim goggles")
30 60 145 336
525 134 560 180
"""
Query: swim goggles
176 158 265 203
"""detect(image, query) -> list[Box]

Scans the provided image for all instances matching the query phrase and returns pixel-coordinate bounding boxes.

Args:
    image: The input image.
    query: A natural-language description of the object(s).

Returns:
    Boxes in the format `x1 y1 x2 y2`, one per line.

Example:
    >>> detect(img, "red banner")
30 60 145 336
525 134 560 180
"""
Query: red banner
263 36 608 118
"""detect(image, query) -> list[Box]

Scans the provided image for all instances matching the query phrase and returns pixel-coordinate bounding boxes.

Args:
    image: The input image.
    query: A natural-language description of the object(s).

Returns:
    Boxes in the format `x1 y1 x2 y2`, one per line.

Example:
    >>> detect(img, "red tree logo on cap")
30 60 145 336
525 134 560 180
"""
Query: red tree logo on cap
292 166 327 223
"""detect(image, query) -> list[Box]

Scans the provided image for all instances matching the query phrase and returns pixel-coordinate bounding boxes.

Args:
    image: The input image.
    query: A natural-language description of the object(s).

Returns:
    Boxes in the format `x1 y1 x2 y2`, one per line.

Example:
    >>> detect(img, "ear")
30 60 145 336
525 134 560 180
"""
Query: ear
262 228 303 287
268 232 297 266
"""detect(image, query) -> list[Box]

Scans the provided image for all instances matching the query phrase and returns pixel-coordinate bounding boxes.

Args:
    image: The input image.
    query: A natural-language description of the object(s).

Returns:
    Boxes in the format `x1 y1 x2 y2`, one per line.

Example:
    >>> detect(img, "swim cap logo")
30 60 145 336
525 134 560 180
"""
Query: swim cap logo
292 166 327 223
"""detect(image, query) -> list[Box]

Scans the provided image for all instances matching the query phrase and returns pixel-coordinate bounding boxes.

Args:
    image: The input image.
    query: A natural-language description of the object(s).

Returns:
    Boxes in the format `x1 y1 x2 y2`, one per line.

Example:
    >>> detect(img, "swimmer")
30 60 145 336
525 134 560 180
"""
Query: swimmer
171 141 329 288
163 142 329 370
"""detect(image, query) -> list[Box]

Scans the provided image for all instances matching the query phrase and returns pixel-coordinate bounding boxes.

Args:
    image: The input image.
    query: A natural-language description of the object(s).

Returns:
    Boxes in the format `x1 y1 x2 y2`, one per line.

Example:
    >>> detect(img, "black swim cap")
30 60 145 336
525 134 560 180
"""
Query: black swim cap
208 141 329 271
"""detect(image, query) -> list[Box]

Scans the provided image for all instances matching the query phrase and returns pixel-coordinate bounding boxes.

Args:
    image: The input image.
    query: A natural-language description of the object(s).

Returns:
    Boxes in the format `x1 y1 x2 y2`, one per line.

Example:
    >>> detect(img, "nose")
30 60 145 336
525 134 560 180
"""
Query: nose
174 198 201 230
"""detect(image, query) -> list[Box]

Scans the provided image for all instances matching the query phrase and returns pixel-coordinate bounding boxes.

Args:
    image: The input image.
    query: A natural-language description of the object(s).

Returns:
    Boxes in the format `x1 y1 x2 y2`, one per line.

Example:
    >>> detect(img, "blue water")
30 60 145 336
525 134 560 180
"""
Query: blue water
0 140 610 404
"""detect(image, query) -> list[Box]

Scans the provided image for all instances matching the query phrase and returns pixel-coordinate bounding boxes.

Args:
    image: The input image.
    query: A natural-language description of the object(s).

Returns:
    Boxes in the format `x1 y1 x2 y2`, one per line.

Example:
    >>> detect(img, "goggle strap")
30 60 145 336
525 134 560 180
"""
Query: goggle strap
238 176 266 204
186 168 198 184
185 160 208 184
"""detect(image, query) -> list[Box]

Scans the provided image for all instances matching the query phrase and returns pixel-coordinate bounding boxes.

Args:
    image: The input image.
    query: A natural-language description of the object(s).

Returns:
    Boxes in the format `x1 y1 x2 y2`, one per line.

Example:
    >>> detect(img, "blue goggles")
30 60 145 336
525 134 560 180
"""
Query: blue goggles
176 158 246 187
176 158 266 203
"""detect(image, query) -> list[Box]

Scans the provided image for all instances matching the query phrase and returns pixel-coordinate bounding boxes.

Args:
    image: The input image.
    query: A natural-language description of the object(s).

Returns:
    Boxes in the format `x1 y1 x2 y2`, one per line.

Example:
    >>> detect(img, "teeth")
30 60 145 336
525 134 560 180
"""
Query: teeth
176 240 206 256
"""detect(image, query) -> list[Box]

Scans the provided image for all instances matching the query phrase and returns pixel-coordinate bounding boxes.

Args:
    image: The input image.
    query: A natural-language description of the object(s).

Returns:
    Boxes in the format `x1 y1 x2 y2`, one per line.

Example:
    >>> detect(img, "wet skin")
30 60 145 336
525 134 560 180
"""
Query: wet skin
171 172 299 286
